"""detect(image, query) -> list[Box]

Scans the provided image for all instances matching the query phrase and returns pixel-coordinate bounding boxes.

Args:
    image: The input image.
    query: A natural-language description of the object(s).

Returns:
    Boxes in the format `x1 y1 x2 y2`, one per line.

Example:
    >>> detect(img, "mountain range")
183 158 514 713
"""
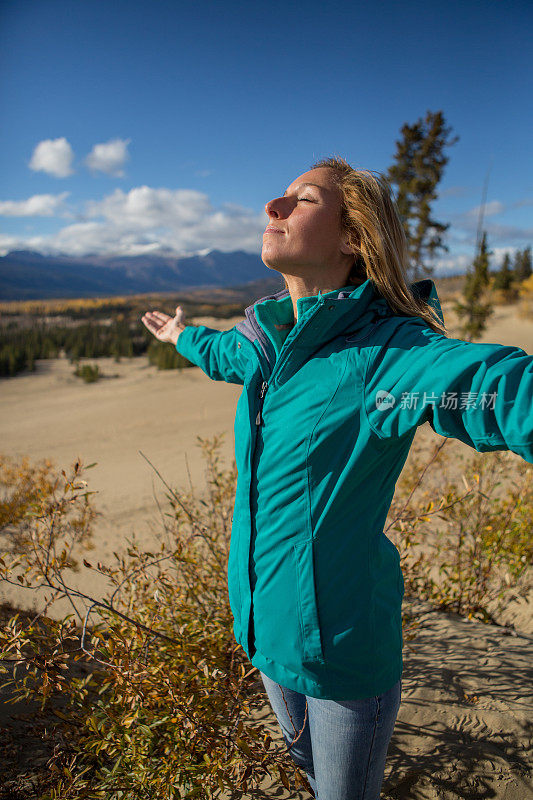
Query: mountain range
0 249 275 301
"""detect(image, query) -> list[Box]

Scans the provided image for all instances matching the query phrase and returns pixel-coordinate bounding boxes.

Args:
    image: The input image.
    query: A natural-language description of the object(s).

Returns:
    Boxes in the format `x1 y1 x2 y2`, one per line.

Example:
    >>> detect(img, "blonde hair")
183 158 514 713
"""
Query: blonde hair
285 155 447 335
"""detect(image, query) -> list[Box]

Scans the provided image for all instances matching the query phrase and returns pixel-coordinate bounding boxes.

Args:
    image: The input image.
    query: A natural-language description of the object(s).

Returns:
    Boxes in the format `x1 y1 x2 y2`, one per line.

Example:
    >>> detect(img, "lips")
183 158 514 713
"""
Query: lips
264 226 285 235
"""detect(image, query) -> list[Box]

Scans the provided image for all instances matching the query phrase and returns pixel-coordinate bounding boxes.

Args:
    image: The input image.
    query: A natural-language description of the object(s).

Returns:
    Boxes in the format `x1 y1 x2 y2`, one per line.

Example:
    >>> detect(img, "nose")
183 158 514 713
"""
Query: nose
264 196 287 219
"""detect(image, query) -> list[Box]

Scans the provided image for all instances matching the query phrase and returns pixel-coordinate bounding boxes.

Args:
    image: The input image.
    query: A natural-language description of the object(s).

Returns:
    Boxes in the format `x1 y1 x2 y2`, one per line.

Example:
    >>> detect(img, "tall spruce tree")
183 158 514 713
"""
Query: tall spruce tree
386 110 459 282
513 245 532 282
492 252 513 291
454 231 493 341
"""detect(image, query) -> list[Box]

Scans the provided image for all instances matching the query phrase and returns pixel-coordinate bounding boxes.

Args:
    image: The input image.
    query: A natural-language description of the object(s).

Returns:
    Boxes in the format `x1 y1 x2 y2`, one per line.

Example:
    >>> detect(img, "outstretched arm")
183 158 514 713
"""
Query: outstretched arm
174 323 249 385
363 317 533 463
141 305 248 385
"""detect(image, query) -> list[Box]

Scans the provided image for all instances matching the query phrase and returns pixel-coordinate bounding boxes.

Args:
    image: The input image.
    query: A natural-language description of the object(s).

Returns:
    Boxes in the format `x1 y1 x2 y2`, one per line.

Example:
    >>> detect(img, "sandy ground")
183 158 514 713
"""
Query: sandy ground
0 314 245 618
244 603 533 800
1 302 532 798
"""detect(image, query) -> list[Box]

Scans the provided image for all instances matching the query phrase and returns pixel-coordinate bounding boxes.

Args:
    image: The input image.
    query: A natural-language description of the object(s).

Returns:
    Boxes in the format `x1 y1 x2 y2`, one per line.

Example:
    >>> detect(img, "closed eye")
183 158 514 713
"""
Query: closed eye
297 197 314 202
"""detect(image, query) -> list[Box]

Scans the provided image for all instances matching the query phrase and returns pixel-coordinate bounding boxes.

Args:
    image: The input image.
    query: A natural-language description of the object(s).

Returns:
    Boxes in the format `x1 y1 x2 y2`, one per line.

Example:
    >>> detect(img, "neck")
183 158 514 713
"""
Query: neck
283 273 359 322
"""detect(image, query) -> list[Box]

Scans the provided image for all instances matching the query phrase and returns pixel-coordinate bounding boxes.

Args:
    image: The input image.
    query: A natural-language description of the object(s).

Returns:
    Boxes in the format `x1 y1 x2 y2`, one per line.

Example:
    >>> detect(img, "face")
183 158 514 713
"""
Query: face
261 167 354 279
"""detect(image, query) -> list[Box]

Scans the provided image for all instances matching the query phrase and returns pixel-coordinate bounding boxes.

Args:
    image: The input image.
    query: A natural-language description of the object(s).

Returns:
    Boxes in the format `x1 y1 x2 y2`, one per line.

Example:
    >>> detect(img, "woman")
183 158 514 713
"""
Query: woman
141 157 533 800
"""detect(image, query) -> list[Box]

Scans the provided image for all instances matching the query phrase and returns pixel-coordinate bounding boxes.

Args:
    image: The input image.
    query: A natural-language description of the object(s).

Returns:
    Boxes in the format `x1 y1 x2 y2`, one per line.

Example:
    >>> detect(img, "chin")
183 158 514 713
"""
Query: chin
261 247 281 272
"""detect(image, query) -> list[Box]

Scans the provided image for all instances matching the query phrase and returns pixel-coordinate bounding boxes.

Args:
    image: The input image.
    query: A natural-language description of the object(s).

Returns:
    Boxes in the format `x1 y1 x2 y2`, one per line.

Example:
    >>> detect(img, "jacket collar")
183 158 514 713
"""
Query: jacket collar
236 277 443 375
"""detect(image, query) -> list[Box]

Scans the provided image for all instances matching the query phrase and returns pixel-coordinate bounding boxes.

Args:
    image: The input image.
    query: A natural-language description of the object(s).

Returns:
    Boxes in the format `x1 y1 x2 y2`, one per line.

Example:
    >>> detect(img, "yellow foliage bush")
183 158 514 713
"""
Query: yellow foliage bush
519 274 533 296
0 443 314 798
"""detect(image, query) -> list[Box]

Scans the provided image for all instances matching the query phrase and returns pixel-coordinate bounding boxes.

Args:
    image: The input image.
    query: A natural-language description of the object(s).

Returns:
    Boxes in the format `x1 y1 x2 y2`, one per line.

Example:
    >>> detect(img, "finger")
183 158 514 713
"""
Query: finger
142 315 166 333
149 310 172 322
142 319 159 335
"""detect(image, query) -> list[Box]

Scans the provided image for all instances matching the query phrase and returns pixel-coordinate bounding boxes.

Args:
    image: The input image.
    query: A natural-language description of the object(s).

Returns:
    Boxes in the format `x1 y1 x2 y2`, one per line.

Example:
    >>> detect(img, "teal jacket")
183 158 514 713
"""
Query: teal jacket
176 278 533 700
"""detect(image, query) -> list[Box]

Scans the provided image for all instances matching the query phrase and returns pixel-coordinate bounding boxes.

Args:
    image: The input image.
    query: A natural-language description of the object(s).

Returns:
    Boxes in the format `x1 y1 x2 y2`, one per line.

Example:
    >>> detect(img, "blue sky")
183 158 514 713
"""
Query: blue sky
0 0 531 275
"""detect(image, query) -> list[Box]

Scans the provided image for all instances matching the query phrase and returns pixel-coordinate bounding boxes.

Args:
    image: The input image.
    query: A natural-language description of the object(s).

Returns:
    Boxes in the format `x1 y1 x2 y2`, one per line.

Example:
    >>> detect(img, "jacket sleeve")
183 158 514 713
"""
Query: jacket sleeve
175 324 249 385
363 317 533 463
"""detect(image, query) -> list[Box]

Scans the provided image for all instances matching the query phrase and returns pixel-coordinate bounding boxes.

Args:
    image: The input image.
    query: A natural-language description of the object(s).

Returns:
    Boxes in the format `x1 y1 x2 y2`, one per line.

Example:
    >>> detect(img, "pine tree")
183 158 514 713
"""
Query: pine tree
514 246 532 282
454 231 493 341
386 110 459 282
492 252 513 291
524 246 532 280
512 249 522 281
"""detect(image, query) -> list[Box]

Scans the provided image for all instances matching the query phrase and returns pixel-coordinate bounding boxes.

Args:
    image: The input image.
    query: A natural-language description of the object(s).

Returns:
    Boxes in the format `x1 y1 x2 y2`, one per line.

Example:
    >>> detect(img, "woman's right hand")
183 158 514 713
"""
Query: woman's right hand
141 305 187 346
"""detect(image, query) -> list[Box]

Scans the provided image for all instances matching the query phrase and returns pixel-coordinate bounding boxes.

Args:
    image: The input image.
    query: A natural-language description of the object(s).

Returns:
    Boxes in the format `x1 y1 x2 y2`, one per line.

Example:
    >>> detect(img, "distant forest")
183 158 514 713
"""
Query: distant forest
0 294 246 378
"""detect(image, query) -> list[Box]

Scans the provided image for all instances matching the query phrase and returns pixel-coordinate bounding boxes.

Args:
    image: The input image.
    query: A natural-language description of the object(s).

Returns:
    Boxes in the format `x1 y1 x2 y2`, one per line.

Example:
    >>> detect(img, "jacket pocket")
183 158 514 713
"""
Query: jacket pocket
293 538 325 664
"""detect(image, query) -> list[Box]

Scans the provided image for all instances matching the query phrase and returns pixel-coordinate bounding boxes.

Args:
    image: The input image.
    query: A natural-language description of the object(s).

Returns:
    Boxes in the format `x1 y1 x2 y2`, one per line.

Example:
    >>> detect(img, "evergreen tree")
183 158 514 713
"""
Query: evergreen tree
492 252 513 291
513 245 532 282
386 110 459 282
524 246 533 280
454 231 493 341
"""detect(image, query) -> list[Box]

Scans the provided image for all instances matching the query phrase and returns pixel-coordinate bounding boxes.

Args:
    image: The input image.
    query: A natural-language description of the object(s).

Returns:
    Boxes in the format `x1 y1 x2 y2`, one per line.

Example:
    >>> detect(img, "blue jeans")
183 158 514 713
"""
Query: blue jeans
260 671 401 800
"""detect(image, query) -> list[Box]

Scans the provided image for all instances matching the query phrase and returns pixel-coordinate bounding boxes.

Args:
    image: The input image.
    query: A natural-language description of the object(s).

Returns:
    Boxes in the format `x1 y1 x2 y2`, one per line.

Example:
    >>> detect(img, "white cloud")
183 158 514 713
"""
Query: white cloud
431 243 532 277
490 247 517 264
445 199 533 245
465 200 505 219
0 234 27 255
85 138 130 176
85 186 211 227
512 198 533 209
479 222 533 241
0 185 268 257
2 178 531 264
0 192 70 217
29 137 75 178
432 253 474 276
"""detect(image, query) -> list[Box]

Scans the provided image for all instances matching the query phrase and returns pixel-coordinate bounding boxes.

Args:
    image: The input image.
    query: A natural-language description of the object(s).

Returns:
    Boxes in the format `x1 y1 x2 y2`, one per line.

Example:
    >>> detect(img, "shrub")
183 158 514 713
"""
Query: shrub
74 363 101 383
387 438 532 622
0 442 314 798
147 339 194 370
0 438 530 796
0 454 65 553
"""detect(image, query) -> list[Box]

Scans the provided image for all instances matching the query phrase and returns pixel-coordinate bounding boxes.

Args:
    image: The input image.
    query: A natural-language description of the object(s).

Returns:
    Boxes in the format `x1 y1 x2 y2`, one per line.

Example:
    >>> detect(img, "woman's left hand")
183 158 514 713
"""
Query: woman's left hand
141 305 186 346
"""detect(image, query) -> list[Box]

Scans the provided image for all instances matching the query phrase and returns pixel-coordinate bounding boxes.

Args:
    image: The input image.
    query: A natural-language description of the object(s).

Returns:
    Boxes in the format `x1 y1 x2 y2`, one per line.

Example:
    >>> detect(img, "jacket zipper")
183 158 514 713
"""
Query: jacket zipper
244 296 324 655
253 302 325 426
248 379 268 653
255 380 268 426
246 304 324 652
